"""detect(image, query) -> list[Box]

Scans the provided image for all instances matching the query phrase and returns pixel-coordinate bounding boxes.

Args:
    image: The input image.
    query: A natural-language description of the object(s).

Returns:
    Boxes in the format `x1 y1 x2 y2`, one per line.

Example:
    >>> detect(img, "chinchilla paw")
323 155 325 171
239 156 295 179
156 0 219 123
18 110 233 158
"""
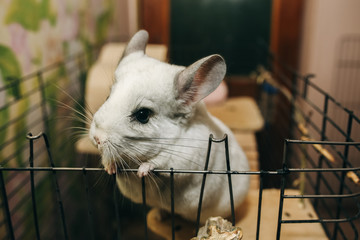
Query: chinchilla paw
137 162 155 177
104 162 117 175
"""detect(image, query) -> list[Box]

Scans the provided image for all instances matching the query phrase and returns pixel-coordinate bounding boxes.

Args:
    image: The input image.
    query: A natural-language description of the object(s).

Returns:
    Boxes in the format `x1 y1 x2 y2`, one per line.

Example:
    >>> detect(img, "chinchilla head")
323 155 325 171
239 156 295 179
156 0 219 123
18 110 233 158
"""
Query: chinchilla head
89 30 226 172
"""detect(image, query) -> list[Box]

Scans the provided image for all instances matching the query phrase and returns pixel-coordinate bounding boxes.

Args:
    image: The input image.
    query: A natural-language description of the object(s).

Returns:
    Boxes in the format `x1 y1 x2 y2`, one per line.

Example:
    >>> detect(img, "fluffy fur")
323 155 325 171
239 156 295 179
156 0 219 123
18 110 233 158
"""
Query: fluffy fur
89 30 249 223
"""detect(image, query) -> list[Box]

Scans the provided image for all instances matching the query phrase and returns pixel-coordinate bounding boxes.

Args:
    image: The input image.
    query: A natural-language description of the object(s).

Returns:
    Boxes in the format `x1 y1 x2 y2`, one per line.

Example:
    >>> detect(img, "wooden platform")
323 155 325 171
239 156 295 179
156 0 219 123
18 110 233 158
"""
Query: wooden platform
207 97 265 132
147 189 327 240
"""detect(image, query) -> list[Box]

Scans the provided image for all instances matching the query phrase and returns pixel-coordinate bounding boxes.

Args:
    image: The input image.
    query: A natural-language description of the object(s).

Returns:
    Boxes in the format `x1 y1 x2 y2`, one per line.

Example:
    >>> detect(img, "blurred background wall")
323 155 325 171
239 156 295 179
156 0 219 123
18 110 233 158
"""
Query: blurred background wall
0 0 137 81
1 0 359 164
299 0 360 116
2 0 359 96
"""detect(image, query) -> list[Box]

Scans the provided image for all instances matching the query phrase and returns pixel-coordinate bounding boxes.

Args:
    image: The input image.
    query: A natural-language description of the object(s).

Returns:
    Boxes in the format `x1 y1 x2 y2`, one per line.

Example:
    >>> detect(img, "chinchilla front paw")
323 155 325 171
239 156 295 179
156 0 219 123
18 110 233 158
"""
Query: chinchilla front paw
137 162 155 177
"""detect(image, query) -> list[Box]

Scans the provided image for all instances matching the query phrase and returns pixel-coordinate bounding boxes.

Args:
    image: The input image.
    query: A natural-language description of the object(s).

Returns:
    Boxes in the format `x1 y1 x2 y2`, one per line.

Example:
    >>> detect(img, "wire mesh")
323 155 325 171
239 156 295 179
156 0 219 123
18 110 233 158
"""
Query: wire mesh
0 46 359 240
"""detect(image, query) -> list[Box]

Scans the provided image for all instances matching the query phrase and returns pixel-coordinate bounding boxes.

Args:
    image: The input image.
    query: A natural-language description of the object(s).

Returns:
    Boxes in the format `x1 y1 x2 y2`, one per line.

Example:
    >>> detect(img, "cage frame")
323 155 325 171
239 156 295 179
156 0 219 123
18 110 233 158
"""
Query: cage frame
0 47 359 240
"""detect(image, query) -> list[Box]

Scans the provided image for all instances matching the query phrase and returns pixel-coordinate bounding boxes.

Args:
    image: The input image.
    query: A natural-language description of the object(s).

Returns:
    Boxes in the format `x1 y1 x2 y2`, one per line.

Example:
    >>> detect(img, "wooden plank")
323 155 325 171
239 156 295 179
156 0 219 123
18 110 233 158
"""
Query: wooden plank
147 189 328 240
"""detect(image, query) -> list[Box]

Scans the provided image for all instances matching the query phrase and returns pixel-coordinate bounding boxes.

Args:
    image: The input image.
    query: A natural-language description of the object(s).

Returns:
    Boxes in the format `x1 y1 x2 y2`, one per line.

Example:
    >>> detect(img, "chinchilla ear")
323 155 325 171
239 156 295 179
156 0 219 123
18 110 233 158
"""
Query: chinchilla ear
175 54 226 106
121 30 149 59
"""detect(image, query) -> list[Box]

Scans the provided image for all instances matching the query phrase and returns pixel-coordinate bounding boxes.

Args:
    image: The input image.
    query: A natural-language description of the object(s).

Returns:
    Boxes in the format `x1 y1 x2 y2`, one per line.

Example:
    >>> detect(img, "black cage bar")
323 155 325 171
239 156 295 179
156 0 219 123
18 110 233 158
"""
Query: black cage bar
0 46 359 239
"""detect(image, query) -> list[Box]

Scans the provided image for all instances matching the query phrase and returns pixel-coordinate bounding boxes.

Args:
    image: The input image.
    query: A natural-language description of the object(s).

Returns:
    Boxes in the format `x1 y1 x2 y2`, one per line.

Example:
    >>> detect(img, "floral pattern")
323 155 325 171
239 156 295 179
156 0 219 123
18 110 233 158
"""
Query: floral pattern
0 0 117 79
0 0 121 163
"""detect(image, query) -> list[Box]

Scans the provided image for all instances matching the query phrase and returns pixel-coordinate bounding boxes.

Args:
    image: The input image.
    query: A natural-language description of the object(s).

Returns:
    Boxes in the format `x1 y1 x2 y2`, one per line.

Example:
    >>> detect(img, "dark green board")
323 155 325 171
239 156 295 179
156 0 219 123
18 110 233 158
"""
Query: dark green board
170 0 272 75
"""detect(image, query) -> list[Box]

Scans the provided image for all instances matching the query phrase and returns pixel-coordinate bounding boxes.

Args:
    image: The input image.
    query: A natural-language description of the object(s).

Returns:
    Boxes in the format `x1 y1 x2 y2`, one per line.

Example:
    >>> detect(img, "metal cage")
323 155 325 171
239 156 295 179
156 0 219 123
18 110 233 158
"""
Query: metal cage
0 47 359 240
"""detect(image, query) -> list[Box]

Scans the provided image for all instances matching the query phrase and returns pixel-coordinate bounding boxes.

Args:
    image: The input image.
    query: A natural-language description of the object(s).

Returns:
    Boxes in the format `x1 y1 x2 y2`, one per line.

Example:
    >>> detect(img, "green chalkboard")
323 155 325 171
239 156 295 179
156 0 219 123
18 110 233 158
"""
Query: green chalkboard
170 0 272 75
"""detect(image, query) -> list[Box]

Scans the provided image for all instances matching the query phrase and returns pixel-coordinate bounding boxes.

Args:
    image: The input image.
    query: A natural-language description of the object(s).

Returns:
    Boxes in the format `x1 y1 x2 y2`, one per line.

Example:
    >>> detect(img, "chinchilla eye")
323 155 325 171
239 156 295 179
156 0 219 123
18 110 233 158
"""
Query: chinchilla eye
133 108 152 124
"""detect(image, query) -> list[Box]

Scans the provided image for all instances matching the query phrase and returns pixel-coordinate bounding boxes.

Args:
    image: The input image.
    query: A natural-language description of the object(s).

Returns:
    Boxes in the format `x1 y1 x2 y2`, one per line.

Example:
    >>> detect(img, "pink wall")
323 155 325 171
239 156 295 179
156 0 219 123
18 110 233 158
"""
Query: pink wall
299 0 360 115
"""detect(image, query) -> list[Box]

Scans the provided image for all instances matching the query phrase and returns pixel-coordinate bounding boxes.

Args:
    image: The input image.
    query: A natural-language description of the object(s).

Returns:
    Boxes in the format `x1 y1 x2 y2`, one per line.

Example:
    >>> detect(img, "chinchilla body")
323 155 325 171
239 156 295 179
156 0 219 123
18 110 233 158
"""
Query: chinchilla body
89 30 249 223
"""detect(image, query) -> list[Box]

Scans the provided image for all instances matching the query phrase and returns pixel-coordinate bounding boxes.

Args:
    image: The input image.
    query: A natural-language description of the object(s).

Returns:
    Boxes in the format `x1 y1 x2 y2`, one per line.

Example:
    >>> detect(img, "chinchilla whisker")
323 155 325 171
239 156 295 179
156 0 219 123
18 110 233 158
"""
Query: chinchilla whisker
127 142 204 170
108 143 126 166
111 142 142 167
66 126 90 131
113 153 131 178
115 146 140 166
120 143 190 202
130 138 208 151
52 91 93 122
126 142 173 165
60 113 91 124
52 83 94 116
152 150 230 183
69 131 89 143
127 136 229 153
55 99 93 124
157 142 207 150
132 141 213 165
92 163 116 188
57 127 89 145
166 141 226 157
157 150 204 169
110 149 128 170
126 138 227 164
156 146 194 159
143 172 167 206
127 139 204 164
56 115 90 126
103 145 129 178
125 136 208 143
63 123 89 132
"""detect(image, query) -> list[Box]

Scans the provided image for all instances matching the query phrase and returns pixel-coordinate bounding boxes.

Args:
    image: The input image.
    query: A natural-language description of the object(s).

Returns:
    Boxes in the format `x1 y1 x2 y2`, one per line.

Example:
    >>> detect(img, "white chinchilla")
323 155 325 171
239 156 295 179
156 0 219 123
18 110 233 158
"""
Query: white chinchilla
89 30 249 223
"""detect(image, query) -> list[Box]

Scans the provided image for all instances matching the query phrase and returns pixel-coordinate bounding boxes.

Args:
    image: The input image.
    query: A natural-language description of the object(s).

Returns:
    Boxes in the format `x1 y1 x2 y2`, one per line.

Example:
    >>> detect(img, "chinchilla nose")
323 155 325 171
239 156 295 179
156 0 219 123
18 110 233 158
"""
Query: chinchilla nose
89 120 107 148
92 128 107 144
94 136 101 145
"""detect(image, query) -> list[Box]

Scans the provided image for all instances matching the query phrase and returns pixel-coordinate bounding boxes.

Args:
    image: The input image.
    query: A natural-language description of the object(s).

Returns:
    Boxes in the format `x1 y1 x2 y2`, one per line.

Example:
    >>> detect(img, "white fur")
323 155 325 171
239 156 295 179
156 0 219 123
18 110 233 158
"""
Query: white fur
89 30 249 223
